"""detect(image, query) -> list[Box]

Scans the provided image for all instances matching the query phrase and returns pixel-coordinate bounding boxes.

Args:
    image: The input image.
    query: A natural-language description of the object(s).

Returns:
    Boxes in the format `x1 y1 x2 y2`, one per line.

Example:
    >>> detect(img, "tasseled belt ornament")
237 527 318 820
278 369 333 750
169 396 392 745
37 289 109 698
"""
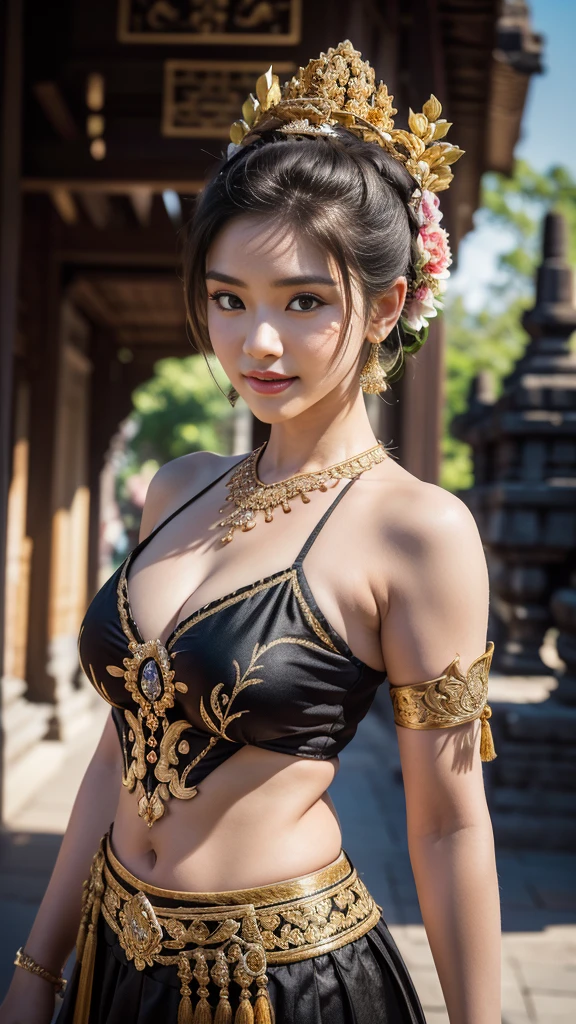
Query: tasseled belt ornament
72 835 381 1024
389 641 497 762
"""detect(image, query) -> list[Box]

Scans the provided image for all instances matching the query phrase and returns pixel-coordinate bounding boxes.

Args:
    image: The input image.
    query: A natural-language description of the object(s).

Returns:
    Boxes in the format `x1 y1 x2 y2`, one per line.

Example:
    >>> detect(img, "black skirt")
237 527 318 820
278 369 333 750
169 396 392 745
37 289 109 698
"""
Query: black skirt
56 834 426 1024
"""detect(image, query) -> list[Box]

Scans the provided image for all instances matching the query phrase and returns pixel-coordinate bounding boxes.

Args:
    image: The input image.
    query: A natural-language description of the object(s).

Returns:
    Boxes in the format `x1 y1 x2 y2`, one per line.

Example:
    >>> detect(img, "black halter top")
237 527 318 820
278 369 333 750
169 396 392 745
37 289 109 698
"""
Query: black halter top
78 461 387 826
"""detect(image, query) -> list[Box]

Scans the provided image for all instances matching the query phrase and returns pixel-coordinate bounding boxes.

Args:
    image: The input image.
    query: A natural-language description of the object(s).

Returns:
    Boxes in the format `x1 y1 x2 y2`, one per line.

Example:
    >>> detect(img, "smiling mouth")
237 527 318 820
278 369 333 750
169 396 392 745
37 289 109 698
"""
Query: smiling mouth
245 371 294 380
244 374 297 394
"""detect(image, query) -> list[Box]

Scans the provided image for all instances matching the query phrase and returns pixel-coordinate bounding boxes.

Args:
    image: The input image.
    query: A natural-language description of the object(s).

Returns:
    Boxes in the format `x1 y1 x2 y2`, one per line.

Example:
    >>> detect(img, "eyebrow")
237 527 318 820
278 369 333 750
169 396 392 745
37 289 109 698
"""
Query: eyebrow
205 270 337 288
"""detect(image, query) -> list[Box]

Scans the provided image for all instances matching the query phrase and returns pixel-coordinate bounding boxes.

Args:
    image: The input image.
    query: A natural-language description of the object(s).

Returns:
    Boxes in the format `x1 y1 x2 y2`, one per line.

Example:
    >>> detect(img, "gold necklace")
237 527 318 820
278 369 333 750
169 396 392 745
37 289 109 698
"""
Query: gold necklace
217 440 388 544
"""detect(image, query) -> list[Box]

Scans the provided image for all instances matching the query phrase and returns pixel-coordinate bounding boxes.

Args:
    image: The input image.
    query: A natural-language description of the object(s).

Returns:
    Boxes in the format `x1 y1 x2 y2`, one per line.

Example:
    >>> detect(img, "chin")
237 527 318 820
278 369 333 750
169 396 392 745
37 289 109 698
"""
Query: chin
244 404 302 426
238 386 307 424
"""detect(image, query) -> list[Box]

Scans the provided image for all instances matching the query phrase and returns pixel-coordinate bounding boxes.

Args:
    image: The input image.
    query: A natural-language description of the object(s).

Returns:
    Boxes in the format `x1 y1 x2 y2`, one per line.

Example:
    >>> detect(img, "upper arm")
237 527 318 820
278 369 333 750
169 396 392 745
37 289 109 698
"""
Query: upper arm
381 484 489 685
380 485 492 836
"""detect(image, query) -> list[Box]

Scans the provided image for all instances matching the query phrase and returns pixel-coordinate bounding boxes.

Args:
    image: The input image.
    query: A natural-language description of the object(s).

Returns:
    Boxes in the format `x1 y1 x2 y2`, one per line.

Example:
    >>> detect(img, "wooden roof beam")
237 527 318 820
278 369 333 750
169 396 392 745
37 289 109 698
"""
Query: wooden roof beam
128 188 153 227
78 191 113 229
33 82 79 141
49 187 79 225
22 178 204 195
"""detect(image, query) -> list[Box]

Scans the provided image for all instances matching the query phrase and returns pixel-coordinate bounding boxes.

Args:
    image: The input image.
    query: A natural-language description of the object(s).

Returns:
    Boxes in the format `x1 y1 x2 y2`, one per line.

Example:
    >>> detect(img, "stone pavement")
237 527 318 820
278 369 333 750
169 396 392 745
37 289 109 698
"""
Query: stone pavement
1 693 575 1022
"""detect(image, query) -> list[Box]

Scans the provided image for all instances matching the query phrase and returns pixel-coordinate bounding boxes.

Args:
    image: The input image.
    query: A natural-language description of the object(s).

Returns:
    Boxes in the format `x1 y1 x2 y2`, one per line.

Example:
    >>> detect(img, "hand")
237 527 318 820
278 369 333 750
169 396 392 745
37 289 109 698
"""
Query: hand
0 969 58 1024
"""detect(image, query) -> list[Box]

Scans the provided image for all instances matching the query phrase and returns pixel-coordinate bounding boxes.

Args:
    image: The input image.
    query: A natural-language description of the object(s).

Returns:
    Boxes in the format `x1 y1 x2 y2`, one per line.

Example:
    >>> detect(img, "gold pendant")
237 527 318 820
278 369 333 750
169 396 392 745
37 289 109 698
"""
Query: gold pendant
217 441 388 544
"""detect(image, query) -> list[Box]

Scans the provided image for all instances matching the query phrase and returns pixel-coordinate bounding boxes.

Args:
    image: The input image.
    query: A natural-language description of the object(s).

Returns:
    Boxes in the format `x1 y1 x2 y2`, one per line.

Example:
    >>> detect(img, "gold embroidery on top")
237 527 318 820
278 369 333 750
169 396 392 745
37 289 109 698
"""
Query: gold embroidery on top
112 635 327 827
196 637 326 751
117 559 138 647
88 664 124 709
111 554 343 824
166 571 294 649
117 553 340 658
120 637 176 717
155 719 216 798
290 569 339 653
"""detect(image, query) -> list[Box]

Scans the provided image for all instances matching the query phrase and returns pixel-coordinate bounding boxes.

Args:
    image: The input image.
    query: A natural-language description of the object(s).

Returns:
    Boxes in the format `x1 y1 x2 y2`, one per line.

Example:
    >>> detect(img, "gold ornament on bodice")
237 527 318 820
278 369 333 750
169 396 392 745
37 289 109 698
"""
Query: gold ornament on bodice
217 441 388 544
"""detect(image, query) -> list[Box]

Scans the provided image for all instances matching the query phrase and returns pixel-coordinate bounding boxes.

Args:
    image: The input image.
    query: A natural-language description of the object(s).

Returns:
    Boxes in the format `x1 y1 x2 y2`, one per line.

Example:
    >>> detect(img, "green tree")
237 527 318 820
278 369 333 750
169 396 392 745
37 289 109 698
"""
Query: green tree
114 354 233 555
128 354 232 467
441 160 576 492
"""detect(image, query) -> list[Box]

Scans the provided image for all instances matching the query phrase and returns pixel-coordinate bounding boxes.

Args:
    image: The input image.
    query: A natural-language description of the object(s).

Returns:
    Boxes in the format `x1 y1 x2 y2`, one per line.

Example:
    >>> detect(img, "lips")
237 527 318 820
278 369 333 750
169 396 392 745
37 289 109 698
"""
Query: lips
246 371 293 380
244 373 297 395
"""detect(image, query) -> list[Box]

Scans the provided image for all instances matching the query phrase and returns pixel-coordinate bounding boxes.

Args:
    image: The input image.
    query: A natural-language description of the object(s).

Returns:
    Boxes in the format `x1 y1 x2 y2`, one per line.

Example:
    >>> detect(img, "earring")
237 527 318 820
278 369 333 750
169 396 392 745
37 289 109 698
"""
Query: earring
227 385 239 407
359 341 388 394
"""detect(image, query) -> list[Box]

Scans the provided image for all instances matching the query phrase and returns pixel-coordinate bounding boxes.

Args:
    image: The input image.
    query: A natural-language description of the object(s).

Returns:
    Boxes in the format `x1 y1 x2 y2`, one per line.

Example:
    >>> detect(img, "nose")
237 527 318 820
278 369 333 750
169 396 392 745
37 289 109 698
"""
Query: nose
242 316 283 359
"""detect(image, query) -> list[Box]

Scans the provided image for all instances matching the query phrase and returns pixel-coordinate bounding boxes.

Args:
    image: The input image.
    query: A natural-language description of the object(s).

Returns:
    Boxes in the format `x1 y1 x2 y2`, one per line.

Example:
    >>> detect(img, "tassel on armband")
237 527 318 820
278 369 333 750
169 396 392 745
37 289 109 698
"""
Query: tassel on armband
389 641 497 762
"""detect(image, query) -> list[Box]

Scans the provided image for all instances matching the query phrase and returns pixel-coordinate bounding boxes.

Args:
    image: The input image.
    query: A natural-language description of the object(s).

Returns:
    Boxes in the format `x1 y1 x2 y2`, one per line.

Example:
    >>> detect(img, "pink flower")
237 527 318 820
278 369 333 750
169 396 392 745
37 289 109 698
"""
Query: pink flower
402 285 438 332
418 225 451 278
417 189 442 226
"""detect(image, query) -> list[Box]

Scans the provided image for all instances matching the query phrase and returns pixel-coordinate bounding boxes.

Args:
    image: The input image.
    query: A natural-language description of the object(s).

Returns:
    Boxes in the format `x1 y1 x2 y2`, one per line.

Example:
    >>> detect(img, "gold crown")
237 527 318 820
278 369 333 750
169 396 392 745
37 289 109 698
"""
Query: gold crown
229 40 464 194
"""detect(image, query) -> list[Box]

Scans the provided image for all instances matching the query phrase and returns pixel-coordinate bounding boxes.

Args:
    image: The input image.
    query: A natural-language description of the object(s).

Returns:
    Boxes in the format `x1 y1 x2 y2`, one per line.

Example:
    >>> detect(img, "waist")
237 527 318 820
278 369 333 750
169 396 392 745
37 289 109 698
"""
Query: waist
113 747 342 890
76 830 382 1021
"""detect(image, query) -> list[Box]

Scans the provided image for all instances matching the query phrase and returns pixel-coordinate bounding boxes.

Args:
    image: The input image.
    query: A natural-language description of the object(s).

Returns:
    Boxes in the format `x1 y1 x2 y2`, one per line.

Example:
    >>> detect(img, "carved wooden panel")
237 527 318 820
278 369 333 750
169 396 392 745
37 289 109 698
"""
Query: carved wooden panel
118 0 302 45
162 60 295 138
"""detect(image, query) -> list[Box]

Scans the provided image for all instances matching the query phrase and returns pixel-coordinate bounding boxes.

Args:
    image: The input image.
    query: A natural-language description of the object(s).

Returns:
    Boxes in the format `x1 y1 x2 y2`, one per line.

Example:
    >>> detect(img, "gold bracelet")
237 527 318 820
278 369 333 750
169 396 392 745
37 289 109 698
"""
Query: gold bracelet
14 947 67 993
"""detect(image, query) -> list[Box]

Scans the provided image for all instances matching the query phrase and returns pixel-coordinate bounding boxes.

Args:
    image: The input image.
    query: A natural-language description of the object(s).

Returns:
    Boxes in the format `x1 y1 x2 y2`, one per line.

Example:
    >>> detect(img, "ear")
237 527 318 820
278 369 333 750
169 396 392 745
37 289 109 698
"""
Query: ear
365 277 408 344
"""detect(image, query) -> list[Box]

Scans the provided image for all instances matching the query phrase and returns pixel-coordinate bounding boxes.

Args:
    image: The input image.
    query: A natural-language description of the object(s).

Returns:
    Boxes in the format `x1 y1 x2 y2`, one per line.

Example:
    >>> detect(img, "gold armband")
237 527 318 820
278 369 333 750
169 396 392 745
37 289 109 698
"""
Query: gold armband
389 641 496 762
14 947 67 993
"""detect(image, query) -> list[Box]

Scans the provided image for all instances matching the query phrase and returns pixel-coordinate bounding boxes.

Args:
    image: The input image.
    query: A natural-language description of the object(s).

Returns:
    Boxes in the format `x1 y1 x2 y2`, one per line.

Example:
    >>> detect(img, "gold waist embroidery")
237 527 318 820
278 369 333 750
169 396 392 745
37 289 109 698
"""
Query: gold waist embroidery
74 834 382 1024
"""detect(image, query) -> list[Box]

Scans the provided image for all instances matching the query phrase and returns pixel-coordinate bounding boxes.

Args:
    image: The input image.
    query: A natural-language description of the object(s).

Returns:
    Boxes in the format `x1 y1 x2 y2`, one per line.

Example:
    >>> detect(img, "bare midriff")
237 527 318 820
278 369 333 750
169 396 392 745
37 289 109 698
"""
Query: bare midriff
110 745 342 892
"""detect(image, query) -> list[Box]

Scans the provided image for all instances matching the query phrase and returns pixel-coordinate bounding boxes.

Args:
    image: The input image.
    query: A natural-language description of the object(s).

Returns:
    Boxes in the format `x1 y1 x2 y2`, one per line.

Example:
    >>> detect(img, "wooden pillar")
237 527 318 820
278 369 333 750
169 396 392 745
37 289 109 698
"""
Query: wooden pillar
393 0 447 483
399 317 445 482
3 381 33 684
23 201 64 706
46 303 93 737
86 329 116 603
86 327 134 599
0 0 23 817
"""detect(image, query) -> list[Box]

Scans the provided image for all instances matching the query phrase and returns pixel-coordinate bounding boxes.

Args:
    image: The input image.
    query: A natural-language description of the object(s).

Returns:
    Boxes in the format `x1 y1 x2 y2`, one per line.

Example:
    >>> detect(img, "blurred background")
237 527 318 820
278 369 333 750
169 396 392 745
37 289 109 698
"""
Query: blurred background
1 1 575 1020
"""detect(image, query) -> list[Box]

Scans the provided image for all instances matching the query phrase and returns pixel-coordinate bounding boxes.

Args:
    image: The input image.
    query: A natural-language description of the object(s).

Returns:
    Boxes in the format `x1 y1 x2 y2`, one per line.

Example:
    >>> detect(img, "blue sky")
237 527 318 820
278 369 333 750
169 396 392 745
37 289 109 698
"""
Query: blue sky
516 0 576 172
451 0 575 309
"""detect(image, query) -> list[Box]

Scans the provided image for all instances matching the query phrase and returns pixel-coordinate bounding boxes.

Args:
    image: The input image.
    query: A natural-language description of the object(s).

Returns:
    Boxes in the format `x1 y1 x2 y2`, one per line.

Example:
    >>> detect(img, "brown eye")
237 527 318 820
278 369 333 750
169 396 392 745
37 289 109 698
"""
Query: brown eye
288 294 324 312
210 292 245 311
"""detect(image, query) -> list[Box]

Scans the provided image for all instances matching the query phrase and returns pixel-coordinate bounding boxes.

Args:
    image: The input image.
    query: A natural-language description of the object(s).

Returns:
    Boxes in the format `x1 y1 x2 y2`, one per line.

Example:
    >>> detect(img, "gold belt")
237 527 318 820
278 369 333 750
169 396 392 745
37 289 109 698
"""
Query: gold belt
72 833 381 1024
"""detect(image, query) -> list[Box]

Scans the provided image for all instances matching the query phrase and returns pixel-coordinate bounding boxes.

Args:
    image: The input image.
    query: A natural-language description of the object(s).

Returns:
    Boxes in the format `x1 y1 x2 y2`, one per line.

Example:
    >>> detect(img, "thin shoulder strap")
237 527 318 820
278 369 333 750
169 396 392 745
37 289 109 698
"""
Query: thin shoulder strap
143 456 246 547
293 477 358 566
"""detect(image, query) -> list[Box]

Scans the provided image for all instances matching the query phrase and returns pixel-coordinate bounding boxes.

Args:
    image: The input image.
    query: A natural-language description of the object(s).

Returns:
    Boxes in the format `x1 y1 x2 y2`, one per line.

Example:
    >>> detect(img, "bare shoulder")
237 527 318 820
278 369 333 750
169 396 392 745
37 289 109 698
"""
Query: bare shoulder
138 449 246 542
379 472 483 559
370 464 489 684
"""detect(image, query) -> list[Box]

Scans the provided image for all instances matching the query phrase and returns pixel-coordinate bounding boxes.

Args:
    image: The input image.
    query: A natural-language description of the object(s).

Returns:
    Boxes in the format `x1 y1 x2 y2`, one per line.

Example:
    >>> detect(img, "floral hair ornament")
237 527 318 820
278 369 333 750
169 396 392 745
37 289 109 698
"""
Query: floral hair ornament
228 40 463 349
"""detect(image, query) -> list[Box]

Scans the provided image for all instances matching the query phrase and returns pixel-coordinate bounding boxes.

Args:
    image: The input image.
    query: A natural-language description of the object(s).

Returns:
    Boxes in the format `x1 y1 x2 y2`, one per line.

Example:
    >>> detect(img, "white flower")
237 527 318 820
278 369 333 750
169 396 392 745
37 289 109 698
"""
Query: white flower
417 189 443 227
402 286 439 332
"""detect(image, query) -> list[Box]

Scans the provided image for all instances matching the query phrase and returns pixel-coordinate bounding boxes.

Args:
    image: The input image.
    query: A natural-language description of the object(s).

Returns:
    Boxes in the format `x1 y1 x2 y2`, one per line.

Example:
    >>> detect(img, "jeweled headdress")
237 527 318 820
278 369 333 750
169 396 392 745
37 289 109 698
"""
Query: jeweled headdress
228 40 464 346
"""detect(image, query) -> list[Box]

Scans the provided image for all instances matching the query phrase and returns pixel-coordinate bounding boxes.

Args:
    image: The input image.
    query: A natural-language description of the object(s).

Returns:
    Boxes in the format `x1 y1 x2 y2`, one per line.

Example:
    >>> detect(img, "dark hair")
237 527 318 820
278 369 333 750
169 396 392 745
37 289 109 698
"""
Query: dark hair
182 128 420 375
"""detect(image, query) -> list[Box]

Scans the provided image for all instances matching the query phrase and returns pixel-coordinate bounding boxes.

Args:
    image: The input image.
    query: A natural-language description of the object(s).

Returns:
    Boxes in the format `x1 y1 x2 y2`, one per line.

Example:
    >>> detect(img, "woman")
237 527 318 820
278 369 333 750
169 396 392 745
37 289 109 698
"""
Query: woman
1 41 501 1024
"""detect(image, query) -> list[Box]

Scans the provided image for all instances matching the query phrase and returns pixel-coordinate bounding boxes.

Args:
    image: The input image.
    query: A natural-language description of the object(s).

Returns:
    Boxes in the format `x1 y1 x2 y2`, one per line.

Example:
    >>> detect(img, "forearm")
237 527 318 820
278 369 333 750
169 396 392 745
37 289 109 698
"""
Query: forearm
409 815 501 1024
20 742 121 974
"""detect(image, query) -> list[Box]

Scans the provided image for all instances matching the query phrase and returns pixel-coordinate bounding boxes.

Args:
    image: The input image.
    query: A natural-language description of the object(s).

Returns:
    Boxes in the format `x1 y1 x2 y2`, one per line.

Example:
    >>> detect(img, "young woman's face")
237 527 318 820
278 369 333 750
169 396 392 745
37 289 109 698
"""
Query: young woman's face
205 214 392 424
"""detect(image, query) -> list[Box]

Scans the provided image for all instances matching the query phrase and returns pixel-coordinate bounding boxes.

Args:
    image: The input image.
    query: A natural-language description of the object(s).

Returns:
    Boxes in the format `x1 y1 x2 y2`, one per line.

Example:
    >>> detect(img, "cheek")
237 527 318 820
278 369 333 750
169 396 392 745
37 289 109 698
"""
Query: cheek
297 315 360 378
206 309 242 359
290 313 341 362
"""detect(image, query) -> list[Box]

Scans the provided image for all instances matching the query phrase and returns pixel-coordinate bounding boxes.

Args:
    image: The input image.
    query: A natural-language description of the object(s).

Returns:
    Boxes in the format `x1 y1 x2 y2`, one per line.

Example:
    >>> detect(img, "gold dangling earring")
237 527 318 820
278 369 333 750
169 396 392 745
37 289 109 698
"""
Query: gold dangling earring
359 341 388 394
227 386 239 407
